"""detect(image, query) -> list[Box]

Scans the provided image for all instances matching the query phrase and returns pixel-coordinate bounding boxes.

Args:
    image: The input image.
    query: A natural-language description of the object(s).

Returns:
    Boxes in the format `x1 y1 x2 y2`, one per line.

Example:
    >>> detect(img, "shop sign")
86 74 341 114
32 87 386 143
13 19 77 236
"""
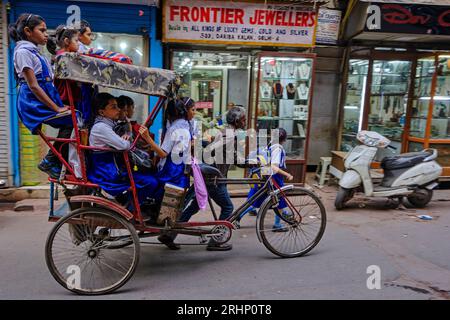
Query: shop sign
366 2 450 35
163 0 318 47
316 8 341 45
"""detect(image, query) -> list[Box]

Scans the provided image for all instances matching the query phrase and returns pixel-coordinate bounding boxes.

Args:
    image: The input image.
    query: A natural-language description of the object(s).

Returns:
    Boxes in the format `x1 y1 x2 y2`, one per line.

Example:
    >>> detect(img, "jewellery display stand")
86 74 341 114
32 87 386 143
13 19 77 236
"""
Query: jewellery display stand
254 52 316 183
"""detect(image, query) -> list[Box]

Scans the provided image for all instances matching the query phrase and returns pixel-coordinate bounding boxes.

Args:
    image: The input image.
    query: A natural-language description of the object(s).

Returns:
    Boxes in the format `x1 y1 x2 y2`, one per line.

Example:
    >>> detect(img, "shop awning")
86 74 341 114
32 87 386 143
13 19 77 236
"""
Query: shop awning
344 0 450 48
359 0 450 5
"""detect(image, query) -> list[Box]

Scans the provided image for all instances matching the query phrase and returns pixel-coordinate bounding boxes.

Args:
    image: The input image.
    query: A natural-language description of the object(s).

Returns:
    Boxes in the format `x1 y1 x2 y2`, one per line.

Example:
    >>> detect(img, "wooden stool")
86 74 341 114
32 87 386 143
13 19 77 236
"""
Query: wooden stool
315 157 332 187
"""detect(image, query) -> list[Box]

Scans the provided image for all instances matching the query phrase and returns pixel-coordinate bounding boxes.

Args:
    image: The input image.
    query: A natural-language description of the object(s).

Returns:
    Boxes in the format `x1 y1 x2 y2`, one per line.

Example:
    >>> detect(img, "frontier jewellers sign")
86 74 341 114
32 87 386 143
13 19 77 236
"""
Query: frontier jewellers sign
163 0 318 47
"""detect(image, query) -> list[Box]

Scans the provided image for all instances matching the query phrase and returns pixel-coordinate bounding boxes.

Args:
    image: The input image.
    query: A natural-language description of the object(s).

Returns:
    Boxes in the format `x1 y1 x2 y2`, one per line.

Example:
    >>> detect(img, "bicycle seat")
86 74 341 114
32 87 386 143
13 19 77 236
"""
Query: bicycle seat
198 164 224 178
381 151 431 170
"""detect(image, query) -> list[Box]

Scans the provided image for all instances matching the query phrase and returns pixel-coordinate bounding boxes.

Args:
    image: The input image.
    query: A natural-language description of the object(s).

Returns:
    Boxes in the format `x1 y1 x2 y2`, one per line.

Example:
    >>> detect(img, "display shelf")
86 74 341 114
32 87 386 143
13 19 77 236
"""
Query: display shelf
254 52 315 183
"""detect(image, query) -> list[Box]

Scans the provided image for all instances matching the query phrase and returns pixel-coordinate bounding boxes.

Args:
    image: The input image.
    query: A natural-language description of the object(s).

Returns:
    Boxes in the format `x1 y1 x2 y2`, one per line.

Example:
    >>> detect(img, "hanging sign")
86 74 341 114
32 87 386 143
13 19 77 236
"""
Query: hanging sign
316 8 341 44
163 0 318 47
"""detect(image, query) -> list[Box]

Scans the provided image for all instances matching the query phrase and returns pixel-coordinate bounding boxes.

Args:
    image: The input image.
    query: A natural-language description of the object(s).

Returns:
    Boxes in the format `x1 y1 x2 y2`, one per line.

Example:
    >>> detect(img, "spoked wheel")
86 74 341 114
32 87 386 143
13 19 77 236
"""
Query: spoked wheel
45 207 140 295
257 187 326 258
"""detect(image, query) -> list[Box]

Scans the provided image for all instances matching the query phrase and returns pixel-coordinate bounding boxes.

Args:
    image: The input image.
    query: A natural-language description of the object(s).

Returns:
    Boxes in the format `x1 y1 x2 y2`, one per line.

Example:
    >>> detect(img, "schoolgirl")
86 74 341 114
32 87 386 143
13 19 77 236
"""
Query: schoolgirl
9 14 71 178
239 128 294 231
142 99 194 196
88 93 158 208
77 20 93 54
48 25 93 126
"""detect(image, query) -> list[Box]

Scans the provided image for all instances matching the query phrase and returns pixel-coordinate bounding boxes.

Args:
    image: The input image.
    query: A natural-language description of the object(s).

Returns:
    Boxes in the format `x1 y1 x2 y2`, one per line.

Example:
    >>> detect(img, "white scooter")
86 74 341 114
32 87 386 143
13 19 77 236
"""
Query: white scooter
335 131 442 210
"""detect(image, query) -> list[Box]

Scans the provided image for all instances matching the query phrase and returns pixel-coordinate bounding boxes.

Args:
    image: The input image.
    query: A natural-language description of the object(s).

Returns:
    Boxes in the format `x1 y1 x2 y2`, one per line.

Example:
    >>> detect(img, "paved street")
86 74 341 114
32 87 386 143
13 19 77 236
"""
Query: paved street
0 181 449 300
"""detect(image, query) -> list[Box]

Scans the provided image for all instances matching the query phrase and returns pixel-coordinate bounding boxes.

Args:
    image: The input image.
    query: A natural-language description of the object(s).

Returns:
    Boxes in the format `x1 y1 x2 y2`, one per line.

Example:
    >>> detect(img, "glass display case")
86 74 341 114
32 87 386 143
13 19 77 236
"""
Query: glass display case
341 59 369 152
406 53 450 176
253 52 316 183
368 60 411 160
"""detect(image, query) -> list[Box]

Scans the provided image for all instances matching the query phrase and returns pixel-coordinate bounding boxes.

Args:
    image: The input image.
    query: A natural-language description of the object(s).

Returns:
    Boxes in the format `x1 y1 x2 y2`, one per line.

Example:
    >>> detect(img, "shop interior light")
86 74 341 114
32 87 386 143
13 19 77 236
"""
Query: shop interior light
419 96 450 101
120 42 128 50
358 76 367 132
194 65 238 69
262 57 307 62
344 106 359 109
134 48 143 57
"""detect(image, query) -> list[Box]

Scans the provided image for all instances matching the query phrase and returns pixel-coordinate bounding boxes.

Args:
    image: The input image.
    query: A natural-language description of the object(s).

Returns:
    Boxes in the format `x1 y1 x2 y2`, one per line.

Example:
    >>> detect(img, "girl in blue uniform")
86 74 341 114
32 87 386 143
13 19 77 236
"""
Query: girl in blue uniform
139 99 194 200
9 14 72 178
88 93 158 211
49 25 93 127
239 128 294 231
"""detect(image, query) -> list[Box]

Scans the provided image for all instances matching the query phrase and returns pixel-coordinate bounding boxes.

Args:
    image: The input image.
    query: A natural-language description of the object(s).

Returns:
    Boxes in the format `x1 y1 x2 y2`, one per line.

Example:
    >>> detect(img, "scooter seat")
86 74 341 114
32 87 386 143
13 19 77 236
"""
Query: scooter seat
381 151 431 170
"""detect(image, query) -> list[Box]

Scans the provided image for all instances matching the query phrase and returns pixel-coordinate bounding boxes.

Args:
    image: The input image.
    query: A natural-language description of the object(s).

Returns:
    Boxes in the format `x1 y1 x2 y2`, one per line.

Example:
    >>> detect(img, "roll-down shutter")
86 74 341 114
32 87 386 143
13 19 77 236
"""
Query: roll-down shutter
0 0 11 186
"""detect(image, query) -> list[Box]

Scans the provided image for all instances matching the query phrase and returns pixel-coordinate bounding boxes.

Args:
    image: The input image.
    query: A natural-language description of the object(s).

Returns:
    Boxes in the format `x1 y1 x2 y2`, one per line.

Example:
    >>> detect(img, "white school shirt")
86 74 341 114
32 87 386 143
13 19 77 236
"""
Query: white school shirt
89 117 131 150
270 143 286 168
158 119 191 170
13 41 54 79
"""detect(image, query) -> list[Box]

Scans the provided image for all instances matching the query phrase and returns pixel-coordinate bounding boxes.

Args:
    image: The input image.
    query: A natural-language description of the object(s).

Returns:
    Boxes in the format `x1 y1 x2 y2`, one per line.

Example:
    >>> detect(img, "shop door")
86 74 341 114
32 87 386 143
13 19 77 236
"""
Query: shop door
368 60 412 160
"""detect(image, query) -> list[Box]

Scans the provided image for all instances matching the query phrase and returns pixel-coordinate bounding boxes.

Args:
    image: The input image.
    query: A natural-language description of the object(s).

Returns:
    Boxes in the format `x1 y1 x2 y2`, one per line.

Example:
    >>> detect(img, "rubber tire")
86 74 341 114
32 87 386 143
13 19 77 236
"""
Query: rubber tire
257 187 327 258
407 189 433 208
335 187 354 210
45 207 140 295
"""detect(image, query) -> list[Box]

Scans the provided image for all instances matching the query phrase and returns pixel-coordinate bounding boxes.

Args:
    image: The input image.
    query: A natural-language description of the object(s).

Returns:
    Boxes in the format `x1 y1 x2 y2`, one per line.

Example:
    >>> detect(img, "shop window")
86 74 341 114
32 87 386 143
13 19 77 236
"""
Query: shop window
369 60 411 158
410 57 436 139
341 59 369 152
91 33 147 124
172 51 250 139
430 55 450 139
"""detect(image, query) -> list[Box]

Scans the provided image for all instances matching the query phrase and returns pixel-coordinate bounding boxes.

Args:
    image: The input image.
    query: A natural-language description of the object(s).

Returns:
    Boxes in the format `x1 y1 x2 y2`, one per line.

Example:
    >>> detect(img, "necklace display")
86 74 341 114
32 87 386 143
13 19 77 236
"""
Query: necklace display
273 82 283 99
297 82 309 100
264 63 273 77
286 83 296 99
260 81 272 99
287 62 295 78
275 61 282 77
298 63 310 80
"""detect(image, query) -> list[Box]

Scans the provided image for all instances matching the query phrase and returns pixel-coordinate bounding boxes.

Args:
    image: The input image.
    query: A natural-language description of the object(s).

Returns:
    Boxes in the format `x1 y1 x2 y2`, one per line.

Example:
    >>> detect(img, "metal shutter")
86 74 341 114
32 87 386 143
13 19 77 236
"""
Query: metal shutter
0 0 11 187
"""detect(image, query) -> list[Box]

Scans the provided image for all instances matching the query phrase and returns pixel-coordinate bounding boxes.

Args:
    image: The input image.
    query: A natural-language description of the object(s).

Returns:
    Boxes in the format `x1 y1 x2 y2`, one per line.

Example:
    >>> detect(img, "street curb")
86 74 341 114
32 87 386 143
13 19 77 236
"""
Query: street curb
0 186 51 202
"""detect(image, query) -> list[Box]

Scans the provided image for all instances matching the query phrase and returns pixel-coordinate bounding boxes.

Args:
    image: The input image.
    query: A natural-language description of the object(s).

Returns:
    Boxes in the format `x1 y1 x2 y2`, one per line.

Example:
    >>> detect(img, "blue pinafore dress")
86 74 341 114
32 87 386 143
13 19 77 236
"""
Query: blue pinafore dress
154 126 192 201
247 145 288 210
17 49 72 134
87 120 159 205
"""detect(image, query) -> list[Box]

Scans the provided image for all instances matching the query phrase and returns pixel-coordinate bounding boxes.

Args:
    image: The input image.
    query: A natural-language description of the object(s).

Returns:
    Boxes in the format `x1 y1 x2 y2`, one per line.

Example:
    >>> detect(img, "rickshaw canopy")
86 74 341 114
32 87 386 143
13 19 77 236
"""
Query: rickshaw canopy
54 52 179 97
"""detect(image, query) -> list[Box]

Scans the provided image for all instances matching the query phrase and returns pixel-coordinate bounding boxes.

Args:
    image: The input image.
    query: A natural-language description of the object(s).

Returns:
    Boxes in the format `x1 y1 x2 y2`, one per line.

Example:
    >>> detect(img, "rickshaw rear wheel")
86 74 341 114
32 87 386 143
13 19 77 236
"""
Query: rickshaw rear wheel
45 207 140 295
257 187 327 258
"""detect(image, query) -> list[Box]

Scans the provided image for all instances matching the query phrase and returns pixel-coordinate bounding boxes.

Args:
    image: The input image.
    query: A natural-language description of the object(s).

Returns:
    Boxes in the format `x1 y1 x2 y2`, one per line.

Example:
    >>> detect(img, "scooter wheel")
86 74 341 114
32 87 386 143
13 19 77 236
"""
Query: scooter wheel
407 189 433 208
335 187 354 210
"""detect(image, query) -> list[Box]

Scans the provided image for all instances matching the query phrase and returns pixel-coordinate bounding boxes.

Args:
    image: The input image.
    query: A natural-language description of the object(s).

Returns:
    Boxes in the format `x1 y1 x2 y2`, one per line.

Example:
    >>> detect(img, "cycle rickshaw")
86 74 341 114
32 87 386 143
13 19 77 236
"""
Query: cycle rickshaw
42 53 327 295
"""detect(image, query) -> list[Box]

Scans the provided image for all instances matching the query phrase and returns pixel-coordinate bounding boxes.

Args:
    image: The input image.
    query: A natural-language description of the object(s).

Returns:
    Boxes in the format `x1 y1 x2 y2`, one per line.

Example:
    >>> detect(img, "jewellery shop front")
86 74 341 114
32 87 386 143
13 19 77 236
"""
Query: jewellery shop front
162 0 334 183
338 0 450 179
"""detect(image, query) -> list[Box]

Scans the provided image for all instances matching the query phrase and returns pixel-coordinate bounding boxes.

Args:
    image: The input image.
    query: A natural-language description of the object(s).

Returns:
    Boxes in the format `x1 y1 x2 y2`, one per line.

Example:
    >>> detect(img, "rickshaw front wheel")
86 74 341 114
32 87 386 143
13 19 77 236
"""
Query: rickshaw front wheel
45 207 140 295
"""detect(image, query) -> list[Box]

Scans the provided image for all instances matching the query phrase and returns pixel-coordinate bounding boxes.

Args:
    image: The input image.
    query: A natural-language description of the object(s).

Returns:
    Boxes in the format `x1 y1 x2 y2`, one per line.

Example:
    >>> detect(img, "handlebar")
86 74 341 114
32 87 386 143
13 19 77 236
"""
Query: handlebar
387 145 397 150
423 148 438 161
